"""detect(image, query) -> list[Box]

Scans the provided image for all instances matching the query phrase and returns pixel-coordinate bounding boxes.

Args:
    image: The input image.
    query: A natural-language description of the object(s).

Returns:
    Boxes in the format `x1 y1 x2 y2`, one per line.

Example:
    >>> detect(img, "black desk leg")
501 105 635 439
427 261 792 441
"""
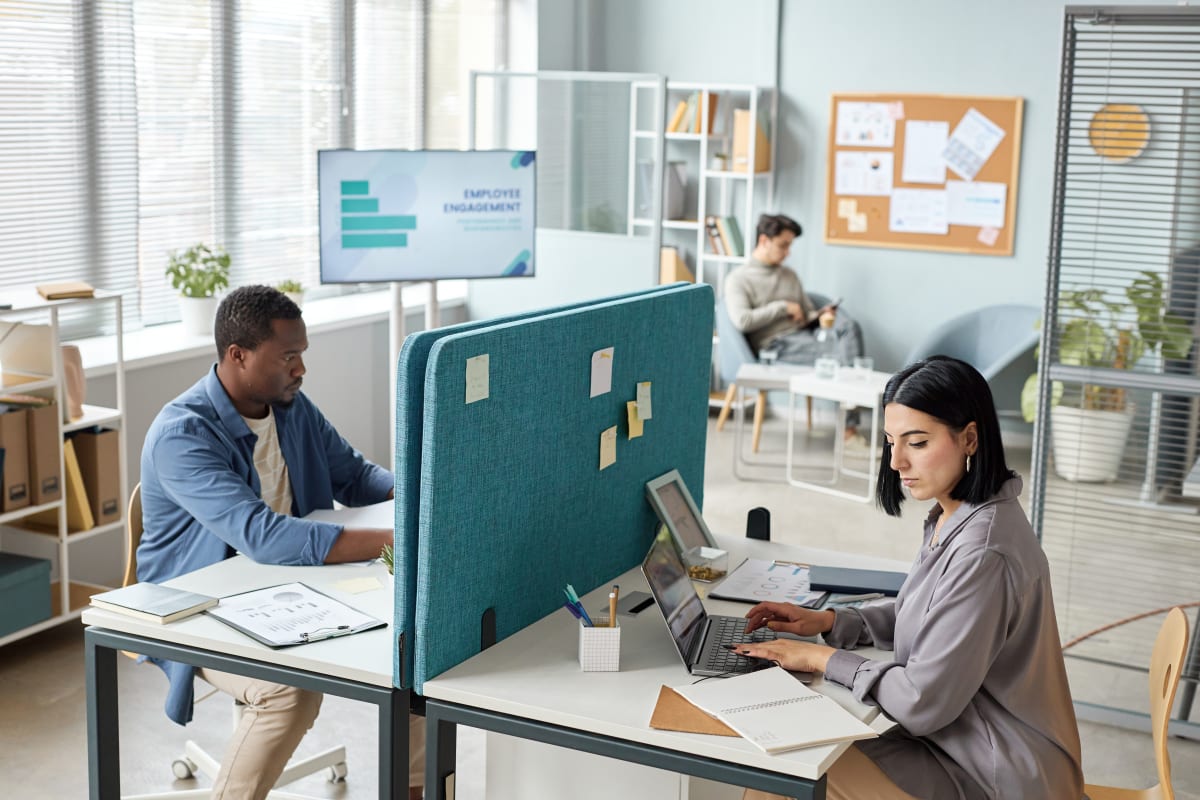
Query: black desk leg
379 688 407 799
85 630 120 800
424 704 457 800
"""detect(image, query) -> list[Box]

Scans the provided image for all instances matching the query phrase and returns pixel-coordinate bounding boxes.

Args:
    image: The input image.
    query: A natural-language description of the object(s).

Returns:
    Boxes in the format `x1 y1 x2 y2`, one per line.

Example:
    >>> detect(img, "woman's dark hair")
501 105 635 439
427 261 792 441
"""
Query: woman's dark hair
215 285 302 360
755 213 802 242
875 355 1014 517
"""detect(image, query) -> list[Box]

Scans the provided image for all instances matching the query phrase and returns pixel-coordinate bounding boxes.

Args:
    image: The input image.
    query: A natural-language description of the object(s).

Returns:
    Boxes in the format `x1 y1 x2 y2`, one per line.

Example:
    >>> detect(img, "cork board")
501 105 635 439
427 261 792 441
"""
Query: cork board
824 93 1024 256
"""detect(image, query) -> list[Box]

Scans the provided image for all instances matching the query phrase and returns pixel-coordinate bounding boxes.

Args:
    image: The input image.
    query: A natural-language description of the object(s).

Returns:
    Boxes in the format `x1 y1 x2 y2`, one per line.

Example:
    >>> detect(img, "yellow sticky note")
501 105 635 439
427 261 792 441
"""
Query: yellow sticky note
837 198 858 219
636 381 653 420
599 426 617 470
627 401 644 439
333 576 384 594
848 212 868 233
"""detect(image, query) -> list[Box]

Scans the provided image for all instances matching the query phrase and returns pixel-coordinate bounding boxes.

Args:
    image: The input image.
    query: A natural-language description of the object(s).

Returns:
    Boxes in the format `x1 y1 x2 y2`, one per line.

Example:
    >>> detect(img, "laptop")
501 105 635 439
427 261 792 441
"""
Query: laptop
641 530 776 677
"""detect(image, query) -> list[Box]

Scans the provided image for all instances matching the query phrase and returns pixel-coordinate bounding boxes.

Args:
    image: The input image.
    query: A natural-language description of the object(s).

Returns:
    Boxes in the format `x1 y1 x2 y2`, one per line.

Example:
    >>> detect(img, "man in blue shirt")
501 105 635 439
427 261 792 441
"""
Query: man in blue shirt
139 285 423 800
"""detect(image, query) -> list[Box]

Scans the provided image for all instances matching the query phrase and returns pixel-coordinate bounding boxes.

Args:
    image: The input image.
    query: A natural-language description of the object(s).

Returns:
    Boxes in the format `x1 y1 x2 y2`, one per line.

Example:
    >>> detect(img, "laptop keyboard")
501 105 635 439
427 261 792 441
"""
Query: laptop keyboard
702 615 776 673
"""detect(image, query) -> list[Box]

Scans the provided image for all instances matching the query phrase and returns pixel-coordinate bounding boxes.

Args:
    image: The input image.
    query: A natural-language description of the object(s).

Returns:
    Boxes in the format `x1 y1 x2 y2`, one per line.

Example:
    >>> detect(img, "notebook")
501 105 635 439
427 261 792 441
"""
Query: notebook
808 566 906 597
90 582 218 624
641 532 776 677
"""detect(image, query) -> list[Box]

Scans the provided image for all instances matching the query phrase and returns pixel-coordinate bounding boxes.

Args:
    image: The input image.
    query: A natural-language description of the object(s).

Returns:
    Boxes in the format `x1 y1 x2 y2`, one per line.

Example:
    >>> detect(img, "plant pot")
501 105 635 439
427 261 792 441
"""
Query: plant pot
284 291 305 308
1050 404 1135 482
179 296 219 337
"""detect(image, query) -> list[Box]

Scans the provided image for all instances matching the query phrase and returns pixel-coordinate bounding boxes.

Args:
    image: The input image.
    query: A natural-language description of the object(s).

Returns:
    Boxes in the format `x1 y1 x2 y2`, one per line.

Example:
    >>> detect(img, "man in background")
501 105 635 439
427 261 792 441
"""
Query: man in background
138 285 423 800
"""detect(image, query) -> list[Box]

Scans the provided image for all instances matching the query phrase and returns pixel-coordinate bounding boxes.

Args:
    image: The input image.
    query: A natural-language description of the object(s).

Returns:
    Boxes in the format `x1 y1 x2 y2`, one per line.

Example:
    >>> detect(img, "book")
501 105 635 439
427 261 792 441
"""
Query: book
679 92 698 135
704 216 725 255
649 685 737 736
723 216 745 257
696 91 718 134
36 281 95 300
673 666 877 754
667 100 688 134
808 566 907 597
714 217 734 257
90 582 218 624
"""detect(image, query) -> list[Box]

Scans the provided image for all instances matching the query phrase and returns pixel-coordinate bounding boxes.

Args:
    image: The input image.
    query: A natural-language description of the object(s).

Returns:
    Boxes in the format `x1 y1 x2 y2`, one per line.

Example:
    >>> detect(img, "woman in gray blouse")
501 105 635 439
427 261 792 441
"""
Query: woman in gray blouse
738 356 1083 800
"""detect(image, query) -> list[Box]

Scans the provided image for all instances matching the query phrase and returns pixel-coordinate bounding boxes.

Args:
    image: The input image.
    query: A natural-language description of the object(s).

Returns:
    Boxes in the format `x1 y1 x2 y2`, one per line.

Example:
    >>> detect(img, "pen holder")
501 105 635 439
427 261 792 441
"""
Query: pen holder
578 619 621 672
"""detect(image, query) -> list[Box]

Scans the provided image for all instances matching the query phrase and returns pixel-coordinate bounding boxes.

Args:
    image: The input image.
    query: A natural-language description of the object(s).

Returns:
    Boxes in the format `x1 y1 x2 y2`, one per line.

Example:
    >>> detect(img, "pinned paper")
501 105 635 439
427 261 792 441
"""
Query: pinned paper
837 198 858 220
333 577 384 594
627 401 644 439
599 426 617 470
977 226 1000 246
887 101 905 120
465 354 489 403
636 381 653 420
590 347 614 398
848 212 868 233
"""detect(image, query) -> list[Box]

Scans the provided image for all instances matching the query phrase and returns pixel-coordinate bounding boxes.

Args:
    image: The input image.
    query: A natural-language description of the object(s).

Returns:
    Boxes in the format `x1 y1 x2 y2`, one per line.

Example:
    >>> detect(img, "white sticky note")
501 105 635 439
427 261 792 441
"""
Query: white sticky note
465 354 489 404
599 426 617 470
333 576 384 594
977 226 1001 246
590 347 614 398
637 381 653 420
837 198 858 220
848 212 868 233
627 400 644 439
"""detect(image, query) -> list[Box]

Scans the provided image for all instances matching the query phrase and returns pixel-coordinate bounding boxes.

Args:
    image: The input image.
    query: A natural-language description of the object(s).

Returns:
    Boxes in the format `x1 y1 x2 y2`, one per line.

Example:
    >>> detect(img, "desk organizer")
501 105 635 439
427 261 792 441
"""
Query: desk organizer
684 547 728 582
578 619 621 671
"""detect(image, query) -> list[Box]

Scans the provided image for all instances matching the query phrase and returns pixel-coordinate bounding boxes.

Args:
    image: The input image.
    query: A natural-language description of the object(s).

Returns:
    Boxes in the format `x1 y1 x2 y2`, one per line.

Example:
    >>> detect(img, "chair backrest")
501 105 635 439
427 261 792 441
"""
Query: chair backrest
1151 607 1190 798
903 304 1040 381
122 482 142 588
715 299 757 383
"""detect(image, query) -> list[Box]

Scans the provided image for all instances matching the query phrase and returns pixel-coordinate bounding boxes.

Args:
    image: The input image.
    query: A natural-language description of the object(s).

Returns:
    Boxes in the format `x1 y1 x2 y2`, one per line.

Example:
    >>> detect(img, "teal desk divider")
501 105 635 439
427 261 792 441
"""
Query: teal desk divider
412 283 714 691
392 284 683 689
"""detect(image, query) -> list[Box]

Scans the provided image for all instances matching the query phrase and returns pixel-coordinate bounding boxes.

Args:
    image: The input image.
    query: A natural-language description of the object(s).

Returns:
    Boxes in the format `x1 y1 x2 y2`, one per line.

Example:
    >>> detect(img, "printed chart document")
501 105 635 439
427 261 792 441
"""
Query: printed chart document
942 107 1005 180
709 558 827 608
834 151 894 196
901 120 949 184
674 667 877 754
946 180 1007 228
207 582 386 648
889 188 949 234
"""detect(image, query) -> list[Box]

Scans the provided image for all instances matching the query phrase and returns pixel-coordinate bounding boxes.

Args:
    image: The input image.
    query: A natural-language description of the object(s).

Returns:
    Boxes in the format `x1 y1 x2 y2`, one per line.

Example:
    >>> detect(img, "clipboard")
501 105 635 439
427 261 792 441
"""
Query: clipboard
205 582 387 648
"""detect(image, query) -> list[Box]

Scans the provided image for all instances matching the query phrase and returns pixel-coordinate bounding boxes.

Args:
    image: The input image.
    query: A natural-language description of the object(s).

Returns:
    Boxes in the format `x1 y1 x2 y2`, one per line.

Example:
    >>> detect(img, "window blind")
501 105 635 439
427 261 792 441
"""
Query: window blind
1033 7 1200 729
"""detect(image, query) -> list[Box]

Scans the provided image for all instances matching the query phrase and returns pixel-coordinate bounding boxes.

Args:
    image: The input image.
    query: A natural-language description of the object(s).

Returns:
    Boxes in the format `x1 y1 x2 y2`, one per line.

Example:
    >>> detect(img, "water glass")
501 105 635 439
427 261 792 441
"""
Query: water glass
814 356 839 380
853 356 874 378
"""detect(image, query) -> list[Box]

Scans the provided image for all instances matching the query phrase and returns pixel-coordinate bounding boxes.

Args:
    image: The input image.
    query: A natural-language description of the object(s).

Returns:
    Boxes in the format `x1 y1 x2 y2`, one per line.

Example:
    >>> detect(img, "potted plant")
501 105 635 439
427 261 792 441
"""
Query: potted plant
166 243 231 336
380 544 395 586
275 279 305 307
1021 270 1192 482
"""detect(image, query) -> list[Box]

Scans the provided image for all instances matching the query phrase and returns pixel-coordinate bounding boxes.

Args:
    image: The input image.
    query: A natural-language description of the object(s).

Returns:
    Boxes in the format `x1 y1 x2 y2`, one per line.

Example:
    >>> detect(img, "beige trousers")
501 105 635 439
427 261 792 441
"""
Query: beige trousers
198 668 426 799
742 744 919 800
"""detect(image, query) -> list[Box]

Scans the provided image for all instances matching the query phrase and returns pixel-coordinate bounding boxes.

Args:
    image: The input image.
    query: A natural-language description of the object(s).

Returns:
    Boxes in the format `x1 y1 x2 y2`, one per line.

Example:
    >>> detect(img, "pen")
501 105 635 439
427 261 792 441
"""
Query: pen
562 602 583 621
566 584 594 627
772 559 810 568
609 584 619 627
828 592 885 604
299 625 352 642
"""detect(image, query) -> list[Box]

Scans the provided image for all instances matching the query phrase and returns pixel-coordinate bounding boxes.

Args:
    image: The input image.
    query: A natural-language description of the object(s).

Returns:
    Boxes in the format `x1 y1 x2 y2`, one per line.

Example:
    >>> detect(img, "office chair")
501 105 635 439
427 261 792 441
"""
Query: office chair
122 483 348 800
1084 607 1190 800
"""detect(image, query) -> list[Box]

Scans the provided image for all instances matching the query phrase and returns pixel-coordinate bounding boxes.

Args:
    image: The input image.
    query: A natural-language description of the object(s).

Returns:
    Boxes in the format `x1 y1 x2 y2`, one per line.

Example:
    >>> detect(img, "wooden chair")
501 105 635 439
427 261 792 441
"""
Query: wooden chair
122 483 347 799
1084 607 1190 800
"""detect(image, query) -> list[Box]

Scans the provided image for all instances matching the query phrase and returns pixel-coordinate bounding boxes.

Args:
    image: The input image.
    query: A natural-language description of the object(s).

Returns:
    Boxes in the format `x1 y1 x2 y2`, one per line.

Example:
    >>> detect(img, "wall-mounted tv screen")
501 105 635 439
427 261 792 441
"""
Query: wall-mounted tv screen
318 149 536 283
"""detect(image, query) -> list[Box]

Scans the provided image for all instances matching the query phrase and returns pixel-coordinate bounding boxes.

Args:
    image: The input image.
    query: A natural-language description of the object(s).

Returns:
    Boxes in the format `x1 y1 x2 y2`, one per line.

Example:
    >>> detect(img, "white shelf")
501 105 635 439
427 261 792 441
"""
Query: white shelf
63 404 122 433
701 254 746 265
663 219 701 230
0 499 62 526
703 169 770 180
0 374 56 394
67 518 125 543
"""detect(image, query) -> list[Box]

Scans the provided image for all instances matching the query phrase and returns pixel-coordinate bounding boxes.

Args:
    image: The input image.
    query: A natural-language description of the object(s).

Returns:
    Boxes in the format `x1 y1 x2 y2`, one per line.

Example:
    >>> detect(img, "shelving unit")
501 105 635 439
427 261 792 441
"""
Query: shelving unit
0 289 126 647
627 81 777 296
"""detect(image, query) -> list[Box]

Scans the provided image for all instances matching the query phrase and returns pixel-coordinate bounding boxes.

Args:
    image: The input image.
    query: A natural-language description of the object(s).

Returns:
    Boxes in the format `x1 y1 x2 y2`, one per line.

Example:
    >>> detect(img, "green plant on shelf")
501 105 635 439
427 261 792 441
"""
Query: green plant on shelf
165 243 231 298
276 279 304 294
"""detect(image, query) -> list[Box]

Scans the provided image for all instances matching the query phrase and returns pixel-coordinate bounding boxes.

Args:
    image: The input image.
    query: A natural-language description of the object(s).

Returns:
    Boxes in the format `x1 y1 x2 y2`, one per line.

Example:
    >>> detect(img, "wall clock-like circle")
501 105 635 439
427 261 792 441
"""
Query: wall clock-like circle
1088 103 1151 163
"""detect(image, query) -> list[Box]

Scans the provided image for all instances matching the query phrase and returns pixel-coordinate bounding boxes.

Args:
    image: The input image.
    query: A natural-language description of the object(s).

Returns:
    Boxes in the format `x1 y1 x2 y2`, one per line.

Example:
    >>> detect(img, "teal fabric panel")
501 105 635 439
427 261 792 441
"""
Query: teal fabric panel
413 283 714 691
392 284 683 689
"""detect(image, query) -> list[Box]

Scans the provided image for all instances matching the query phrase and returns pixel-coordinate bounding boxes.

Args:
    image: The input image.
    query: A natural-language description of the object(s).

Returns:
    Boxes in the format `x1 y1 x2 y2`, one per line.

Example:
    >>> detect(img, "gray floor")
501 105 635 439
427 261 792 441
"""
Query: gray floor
1 408 1198 798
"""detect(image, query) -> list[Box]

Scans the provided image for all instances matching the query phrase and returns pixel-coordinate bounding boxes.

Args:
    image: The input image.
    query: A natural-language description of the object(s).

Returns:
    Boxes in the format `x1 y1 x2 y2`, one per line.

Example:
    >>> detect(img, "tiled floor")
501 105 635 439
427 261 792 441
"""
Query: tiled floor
0 409 1197 798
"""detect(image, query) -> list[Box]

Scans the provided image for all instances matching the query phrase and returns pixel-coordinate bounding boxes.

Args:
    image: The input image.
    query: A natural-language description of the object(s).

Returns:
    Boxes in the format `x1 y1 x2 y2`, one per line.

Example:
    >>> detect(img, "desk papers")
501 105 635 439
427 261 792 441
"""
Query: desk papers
673 667 877 754
708 559 827 608
206 582 386 648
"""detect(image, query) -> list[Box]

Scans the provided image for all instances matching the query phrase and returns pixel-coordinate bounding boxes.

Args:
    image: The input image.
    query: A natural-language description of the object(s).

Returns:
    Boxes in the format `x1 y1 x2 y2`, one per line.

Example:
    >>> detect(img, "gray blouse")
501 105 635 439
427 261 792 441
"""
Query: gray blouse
823 477 1084 800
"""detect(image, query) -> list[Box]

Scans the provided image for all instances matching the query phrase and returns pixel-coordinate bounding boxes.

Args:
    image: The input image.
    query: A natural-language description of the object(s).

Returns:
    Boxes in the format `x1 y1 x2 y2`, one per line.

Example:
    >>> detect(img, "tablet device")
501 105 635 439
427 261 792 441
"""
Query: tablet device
645 469 718 552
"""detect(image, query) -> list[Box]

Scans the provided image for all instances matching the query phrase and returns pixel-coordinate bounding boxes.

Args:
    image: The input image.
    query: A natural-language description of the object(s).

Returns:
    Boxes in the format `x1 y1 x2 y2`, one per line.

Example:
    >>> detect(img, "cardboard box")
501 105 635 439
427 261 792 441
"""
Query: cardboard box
27 403 61 506
71 429 120 527
732 109 771 174
0 553 51 637
0 407 30 512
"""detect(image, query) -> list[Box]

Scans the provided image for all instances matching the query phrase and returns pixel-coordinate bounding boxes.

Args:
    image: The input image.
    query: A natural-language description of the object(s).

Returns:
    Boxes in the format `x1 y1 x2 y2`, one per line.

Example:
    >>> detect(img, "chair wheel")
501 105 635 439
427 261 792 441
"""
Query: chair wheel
172 756 197 779
327 762 348 783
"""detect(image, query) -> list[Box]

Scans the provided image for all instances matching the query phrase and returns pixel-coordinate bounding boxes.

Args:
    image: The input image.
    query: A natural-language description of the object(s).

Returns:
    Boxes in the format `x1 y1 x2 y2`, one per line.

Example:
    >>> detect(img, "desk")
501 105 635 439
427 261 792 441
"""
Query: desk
422 536 905 800
731 363 813 481
786 369 891 503
83 557 409 799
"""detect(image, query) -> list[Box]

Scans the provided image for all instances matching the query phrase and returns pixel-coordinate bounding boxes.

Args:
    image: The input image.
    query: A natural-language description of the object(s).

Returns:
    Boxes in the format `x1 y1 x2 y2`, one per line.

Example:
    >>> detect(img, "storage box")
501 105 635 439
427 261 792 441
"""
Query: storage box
0 407 30 511
72 428 121 526
684 546 729 582
732 109 771 174
578 619 621 672
27 403 61 505
0 553 52 637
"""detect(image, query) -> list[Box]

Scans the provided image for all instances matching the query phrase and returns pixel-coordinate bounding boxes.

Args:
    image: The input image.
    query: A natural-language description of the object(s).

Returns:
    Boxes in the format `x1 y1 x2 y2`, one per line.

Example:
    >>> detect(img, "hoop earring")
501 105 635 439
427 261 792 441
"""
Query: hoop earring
966 454 972 474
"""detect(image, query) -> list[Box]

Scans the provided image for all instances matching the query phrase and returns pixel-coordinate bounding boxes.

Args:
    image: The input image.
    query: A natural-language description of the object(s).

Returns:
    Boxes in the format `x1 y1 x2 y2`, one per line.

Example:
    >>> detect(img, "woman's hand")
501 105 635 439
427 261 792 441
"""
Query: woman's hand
744 602 836 637
731 640 837 674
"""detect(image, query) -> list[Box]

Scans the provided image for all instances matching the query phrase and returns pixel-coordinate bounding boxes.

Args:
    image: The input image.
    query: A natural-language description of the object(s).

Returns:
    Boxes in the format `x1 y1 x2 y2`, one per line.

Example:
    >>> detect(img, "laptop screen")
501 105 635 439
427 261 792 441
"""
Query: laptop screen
641 528 707 665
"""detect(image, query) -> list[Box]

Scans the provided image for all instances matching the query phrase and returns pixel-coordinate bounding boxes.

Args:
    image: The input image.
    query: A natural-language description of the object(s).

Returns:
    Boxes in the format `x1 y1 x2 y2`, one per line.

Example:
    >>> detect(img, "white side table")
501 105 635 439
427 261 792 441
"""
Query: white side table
786 369 892 502
730 363 813 480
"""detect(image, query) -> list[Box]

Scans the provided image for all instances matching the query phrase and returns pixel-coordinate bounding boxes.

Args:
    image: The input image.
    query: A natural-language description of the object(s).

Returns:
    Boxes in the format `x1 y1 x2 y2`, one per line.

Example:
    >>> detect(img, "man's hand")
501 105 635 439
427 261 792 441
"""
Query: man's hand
745 601 836 637
784 300 807 322
730 639 837 673
324 528 392 563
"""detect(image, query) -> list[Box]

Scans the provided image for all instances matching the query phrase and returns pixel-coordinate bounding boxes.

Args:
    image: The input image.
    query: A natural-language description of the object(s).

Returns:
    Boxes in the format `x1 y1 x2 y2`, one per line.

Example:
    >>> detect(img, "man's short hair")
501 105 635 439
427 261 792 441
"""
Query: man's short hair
756 213 802 242
214 285 302 360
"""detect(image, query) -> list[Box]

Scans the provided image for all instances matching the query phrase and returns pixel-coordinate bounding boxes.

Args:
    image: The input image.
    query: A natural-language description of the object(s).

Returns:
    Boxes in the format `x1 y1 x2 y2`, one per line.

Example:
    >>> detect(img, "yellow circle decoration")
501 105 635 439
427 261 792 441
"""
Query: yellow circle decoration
1088 103 1151 163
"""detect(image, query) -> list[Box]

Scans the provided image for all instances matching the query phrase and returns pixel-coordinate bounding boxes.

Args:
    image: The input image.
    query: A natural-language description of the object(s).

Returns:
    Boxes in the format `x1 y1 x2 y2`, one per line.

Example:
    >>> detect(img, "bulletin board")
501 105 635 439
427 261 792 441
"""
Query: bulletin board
824 93 1024 256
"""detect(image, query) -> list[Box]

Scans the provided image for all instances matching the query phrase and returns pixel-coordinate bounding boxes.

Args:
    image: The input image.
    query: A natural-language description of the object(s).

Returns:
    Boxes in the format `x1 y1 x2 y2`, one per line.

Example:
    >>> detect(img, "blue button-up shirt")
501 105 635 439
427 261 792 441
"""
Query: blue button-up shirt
138 366 393 724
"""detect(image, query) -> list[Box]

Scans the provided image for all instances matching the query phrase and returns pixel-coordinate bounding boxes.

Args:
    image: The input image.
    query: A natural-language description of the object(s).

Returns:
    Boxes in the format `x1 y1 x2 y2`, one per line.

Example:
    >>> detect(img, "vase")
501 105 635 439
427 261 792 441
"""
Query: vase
1050 404 1136 482
178 296 219 337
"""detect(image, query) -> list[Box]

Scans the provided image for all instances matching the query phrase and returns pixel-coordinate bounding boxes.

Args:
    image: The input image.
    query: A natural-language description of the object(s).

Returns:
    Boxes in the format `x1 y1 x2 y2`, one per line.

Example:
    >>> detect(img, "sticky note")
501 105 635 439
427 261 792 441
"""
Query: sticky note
590 347 614 398
636 381 653 420
333 577 383 594
837 198 858 219
599 426 617 470
627 401 644 439
465 354 489 403
887 101 905 120
848 212 868 233
977 225 1000 246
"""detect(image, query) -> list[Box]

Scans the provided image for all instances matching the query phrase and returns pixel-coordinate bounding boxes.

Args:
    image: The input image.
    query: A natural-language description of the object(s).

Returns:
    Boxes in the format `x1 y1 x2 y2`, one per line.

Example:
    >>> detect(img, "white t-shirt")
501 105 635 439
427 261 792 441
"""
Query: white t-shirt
241 407 294 516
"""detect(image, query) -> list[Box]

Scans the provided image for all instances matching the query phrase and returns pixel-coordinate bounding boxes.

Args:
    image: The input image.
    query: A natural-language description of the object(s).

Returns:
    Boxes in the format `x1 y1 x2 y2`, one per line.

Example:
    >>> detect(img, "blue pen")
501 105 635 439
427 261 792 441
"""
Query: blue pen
562 602 583 621
565 584 594 626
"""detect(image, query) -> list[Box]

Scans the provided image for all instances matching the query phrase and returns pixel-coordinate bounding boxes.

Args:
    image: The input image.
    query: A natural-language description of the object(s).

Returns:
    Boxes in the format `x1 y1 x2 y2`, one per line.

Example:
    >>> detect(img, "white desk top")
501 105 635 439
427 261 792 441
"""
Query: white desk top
788 370 891 407
422 536 907 780
82 557 395 688
734 362 813 390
